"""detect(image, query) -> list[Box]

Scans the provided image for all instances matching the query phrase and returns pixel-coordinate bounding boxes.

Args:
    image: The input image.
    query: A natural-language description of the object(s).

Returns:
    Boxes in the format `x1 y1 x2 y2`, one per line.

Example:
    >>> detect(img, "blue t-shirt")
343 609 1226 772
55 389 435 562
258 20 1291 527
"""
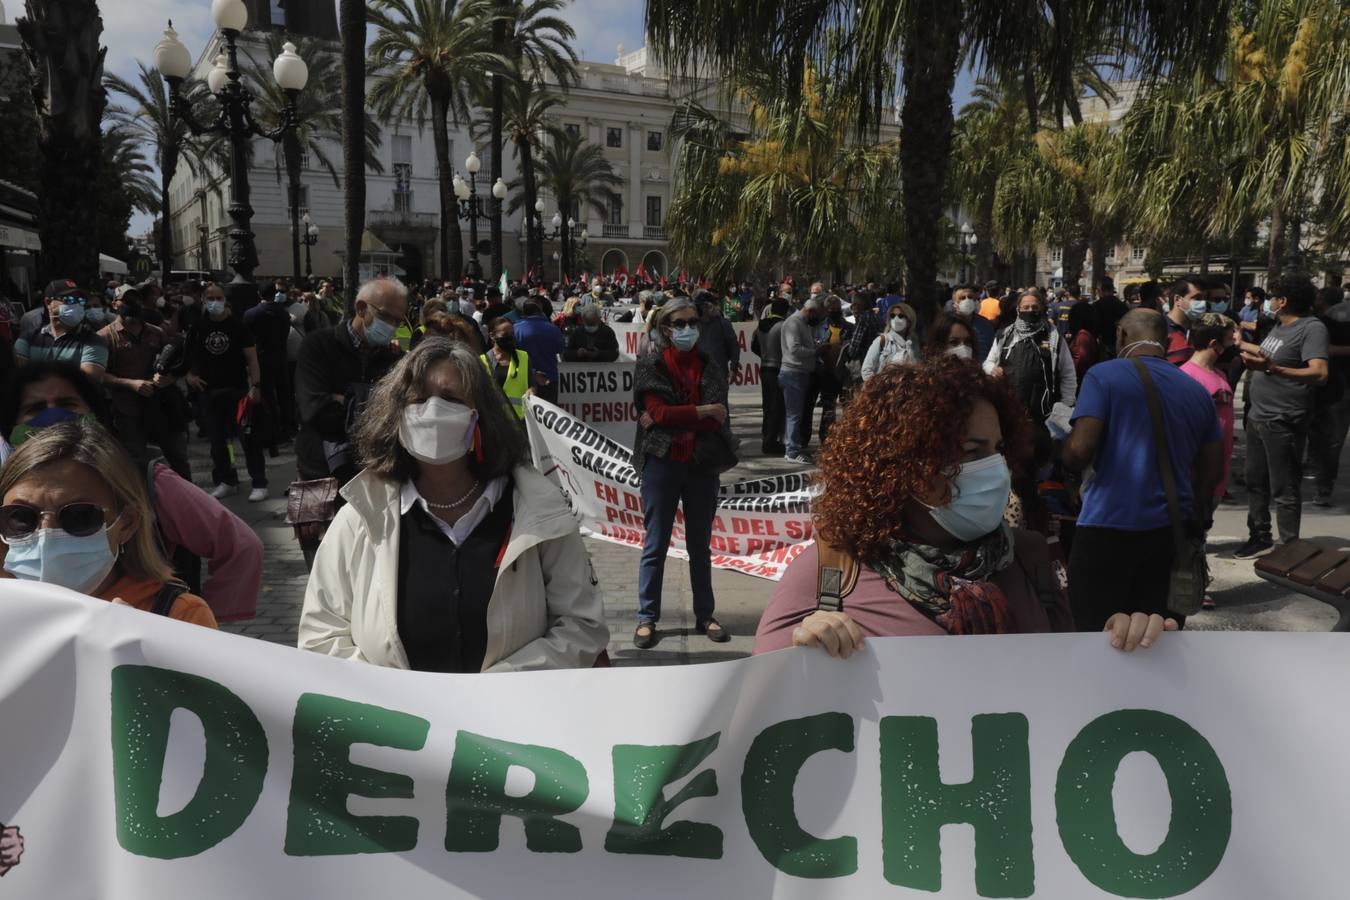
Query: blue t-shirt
513 315 566 384
1072 356 1222 530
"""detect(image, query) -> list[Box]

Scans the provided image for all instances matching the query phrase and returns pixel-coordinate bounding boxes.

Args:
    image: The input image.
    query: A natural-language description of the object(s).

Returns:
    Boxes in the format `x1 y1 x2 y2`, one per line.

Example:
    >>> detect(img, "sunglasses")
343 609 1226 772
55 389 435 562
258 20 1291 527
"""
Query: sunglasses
0 502 113 541
670 319 698 330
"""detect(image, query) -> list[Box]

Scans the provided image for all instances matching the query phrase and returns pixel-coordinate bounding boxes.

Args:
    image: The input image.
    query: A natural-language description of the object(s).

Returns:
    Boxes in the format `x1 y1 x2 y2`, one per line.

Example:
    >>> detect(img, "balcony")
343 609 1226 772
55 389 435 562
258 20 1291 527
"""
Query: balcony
369 209 437 229
602 223 628 238
643 225 666 240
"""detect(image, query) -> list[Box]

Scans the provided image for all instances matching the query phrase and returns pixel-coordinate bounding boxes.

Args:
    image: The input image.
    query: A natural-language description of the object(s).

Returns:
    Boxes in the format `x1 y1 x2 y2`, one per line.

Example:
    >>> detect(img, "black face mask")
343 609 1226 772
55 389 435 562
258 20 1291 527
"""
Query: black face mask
1018 311 1041 325
1218 345 1240 364
494 335 515 350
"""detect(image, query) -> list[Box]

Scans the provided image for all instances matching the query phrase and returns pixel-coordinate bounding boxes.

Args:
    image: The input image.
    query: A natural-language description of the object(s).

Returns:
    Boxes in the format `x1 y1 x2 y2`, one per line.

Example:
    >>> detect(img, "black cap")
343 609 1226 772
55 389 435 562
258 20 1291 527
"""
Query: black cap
44 278 81 299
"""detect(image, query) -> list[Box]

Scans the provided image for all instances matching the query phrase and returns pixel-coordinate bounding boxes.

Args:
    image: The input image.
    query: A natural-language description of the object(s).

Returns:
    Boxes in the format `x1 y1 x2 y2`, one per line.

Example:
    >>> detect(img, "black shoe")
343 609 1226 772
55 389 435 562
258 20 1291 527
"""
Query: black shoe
1313 492 1332 508
763 443 785 456
1234 538 1275 560
634 621 657 649
696 619 731 643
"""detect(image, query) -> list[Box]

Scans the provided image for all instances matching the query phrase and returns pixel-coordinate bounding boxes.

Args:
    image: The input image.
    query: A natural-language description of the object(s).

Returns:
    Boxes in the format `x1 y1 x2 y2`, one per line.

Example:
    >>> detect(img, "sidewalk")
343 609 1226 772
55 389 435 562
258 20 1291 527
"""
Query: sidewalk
206 390 1349 663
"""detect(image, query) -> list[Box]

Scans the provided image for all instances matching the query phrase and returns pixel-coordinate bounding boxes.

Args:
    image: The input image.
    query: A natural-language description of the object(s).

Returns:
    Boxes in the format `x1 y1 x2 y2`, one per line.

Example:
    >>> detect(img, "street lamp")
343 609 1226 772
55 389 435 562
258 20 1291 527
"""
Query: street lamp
533 207 588 281
197 222 209 271
959 224 978 282
153 3 308 310
301 212 319 280
454 151 504 282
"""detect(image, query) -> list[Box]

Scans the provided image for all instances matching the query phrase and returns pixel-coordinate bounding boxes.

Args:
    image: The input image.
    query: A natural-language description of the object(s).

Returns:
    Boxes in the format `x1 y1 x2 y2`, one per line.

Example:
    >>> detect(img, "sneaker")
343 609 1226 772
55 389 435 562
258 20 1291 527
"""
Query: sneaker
210 483 238 500
247 487 269 503
1233 538 1275 560
784 452 812 465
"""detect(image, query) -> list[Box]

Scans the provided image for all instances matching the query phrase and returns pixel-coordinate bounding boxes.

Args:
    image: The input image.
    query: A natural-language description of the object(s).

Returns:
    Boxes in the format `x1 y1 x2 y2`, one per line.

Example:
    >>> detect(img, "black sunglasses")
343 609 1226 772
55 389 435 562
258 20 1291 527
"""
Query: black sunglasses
0 502 111 541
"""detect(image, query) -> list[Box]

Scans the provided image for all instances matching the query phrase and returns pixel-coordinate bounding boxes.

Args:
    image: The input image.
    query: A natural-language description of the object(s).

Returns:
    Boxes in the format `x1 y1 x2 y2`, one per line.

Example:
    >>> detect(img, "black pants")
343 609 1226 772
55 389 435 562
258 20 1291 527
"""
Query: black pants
1068 525 1182 632
1309 395 1350 497
535 380 559 406
206 390 266 488
1245 417 1308 543
816 370 844 443
760 366 785 453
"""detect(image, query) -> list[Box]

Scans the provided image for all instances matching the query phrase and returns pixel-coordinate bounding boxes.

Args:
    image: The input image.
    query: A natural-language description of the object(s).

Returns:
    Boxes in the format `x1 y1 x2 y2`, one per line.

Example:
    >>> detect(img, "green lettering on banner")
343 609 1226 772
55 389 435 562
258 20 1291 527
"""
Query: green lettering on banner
606 732 723 859
110 665 267 859
880 714 1034 897
284 693 429 856
446 731 588 853
1055 710 1231 898
741 713 857 878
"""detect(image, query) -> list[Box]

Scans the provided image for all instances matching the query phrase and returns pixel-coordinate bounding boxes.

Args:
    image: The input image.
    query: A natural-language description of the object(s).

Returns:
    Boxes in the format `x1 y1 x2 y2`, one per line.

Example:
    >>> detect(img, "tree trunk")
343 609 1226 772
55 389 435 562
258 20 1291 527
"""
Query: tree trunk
898 14 962 321
17 0 106 286
340 0 365 313
1062 236 1088 289
1288 215 1303 273
285 133 303 282
1267 201 1286 283
489 4 505 280
1198 240 1210 275
1021 59 1039 132
519 135 539 277
1088 234 1107 292
160 143 178 283
430 94 463 282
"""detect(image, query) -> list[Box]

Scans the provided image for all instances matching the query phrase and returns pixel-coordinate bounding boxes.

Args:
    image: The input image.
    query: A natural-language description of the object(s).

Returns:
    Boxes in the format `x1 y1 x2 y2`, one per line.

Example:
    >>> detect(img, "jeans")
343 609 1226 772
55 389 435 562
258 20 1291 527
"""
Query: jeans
816 370 844 443
1069 525 1182 632
1310 395 1350 496
779 367 812 457
637 454 719 625
759 366 785 452
206 390 267 488
1245 417 1308 543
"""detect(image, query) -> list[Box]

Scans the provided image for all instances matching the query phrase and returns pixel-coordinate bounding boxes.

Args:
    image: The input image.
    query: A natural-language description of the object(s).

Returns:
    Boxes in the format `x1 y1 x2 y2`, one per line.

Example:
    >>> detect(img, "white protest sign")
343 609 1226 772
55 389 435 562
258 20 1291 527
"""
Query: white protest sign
607 320 762 395
555 361 639 447
525 396 813 580
3 583 1349 898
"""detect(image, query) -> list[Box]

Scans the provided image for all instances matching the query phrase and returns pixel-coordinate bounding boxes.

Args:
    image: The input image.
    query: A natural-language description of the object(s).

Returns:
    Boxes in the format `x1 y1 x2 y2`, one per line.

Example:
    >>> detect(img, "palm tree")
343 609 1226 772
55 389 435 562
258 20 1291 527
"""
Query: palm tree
97 127 158 264
106 62 225 283
950 77 1030 283
242 33 385 282
487 0 578 278
368 0 505 282
645 0 1231 315
16 0 107 284
516 130 621 277
341 0 366 307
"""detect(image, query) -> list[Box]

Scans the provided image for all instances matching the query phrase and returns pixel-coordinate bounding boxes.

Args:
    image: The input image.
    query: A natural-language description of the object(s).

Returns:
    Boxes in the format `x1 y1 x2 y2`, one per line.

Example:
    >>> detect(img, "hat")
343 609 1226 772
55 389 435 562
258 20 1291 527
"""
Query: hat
44 279 81 299
114 284 143 302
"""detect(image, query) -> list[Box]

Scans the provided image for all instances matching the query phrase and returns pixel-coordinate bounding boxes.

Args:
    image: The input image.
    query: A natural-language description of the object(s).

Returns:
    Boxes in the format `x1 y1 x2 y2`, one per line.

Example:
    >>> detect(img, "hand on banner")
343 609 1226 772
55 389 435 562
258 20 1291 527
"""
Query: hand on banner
698 403 728 424
638 412 653 429
0 825 24 876
1104 612 1178 652
792 610 866 659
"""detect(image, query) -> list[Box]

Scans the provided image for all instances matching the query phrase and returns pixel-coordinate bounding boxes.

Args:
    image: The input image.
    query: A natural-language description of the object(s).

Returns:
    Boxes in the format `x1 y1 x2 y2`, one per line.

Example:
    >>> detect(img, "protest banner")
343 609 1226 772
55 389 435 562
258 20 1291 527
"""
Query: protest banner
608 320 762 395
554 361 639 446
525 395 813 580
2 582 1347 898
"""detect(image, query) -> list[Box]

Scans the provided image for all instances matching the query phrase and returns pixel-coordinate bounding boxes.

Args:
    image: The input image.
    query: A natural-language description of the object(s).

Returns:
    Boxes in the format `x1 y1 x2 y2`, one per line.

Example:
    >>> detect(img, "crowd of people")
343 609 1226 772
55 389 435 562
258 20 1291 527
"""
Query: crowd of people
1 264 1347 674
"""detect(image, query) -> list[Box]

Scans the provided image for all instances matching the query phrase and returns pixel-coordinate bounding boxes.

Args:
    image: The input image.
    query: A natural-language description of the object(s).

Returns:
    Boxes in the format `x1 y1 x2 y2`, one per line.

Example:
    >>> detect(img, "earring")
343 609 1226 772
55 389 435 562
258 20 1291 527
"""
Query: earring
473 422 484 463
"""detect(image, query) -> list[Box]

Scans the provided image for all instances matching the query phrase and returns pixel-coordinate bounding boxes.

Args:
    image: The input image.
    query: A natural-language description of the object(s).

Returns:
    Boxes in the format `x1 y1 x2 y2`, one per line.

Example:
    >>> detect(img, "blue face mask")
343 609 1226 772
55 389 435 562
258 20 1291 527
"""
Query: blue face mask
58 302 86 327
3 522 120 595
1184 298 1209 320
364 315 397 347
921 454 1012 542
205 300 226 317
1263 299 1279 318
670 324 700 351
1210 299 1229 315
85 307 107 326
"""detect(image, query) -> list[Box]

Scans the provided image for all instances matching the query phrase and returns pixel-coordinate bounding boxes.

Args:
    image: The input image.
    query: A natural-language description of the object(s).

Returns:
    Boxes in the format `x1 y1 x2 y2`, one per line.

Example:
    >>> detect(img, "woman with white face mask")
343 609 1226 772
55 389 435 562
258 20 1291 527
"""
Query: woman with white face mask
298 337 609 672
861 302 919 380
754 358 1177 656
0 420 217 628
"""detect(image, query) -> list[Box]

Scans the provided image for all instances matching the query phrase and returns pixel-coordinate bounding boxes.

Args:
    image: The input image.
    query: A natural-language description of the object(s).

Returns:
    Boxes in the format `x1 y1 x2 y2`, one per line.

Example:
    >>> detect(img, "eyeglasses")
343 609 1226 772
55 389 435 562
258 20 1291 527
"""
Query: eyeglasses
0 502 113 541
670 319 698 330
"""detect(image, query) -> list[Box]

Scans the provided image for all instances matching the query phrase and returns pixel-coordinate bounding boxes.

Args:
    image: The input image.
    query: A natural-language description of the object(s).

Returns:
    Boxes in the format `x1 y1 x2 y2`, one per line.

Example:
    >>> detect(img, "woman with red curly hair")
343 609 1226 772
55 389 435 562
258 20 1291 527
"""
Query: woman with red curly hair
754 357 1178 655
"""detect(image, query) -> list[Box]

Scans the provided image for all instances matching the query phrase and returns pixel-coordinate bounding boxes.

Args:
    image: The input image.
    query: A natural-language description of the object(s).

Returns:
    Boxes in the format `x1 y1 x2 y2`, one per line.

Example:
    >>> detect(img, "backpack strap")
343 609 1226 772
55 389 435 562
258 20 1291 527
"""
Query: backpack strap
816 544 859 612
151 581 189 617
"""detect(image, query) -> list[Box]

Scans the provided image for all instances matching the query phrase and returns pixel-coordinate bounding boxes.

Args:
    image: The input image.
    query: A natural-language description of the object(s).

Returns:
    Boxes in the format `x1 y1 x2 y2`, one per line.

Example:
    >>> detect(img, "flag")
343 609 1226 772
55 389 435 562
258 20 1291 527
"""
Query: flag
636 262 648 282
526 264 537 284
564 272 571 287
498 269 508 299
660 274 668 289
679 269 688 284
616 264 630 287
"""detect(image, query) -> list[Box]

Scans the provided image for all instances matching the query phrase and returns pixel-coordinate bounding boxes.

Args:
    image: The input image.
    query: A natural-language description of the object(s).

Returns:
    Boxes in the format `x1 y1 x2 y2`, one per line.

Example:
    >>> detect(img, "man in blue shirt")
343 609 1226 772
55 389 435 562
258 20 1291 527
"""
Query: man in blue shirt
512 299 565 404
1063 309 1224 630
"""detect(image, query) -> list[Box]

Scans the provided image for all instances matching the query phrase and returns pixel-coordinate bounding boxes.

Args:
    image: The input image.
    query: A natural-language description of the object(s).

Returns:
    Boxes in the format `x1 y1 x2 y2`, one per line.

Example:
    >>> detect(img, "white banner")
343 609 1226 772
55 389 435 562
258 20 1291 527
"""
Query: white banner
525 396 813 580
607 320 762 395
555 361 639 447
3 583 1348 898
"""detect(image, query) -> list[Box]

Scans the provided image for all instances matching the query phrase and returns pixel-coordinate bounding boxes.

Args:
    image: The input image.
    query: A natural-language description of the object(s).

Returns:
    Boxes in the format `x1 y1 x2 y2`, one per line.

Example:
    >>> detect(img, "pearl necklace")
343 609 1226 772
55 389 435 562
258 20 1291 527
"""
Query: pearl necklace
421 479 481 510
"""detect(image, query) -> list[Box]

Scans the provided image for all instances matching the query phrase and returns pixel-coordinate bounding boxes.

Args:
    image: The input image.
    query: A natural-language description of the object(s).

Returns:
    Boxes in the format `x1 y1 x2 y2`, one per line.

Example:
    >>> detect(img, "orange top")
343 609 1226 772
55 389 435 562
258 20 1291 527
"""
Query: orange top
979 297 1003 322
98 575 218 628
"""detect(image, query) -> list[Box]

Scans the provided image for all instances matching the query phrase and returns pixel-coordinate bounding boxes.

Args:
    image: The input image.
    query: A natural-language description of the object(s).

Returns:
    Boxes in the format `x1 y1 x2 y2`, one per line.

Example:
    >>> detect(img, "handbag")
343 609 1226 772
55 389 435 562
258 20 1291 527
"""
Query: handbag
285 477 341 544
691 427 741 474
1132 359 1208 616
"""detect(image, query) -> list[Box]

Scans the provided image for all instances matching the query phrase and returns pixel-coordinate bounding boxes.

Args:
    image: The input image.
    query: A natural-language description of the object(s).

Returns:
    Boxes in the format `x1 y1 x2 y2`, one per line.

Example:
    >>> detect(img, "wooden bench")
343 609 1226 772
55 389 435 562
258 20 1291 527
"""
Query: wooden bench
1254 540 1350 631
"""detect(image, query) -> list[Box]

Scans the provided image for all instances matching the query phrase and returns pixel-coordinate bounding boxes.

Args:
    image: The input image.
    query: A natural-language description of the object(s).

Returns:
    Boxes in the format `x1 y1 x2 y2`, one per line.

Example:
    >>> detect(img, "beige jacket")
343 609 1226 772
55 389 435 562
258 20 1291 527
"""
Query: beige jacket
298 465 609 672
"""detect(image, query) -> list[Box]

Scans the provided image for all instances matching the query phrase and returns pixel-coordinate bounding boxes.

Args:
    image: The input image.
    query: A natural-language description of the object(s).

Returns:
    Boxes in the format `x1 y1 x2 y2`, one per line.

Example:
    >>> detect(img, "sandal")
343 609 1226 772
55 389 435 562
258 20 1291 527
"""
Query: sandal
634 621 657 649
697 619 730 643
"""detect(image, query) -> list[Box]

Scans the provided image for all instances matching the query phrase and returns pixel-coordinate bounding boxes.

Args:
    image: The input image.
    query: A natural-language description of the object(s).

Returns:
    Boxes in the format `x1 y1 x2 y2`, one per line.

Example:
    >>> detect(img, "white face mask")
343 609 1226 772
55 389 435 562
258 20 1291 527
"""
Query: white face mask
890 316 909 335
956 298 978 317
398 397 478 465
945 344 974 360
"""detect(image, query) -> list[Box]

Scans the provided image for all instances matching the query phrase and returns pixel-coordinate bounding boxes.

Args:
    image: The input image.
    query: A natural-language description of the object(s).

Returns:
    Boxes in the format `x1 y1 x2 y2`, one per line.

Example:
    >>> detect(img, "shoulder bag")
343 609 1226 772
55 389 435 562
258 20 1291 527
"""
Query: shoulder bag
1132 359 1207 616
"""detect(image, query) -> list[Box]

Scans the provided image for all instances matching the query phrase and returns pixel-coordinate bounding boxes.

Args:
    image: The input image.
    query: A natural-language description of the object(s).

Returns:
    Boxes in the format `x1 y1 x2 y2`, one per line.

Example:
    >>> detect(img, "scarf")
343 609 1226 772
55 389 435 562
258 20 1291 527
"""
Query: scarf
869 523 1017 635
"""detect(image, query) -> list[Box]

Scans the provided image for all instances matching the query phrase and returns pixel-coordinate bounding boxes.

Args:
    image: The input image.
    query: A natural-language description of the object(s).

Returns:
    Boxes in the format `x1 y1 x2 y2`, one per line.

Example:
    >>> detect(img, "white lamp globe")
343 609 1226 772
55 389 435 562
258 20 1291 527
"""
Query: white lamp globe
153 23 192 80
550 212 561 229
273 42 309 92
211 0 248 32
206 54 229 94
534 198 545 213
491 178 507 200
465 151 481 174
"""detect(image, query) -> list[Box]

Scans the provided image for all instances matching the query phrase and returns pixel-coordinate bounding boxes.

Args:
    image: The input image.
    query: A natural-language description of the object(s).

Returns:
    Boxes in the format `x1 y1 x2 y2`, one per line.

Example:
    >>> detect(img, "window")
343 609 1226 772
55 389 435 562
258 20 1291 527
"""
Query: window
564 123 581 140
300 148 310 170
647 131 663 151
394 191 413 214
393 163 412 194
646 195 662 227
1050 248 1063 264
606 127 623 148
607 197 623 225
1132 245 1146 262
392 134 412 167
269 0 285 27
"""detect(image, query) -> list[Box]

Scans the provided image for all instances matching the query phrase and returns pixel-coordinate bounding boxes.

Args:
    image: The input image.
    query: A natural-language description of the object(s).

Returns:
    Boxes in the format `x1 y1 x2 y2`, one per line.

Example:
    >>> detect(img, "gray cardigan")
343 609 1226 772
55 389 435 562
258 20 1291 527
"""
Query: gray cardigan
631 348 731 464
778 312 818 373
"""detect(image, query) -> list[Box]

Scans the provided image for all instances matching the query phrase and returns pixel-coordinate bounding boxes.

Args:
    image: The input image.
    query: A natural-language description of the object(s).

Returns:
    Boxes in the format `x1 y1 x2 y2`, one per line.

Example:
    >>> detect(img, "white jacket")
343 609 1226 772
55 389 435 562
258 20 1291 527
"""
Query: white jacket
862 331 918 380
298 465 609 672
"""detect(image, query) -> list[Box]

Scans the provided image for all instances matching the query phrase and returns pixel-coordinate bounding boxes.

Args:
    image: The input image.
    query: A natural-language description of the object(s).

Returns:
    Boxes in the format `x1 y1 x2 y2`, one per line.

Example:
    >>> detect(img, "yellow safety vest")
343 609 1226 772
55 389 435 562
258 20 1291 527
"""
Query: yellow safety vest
482 349 531 419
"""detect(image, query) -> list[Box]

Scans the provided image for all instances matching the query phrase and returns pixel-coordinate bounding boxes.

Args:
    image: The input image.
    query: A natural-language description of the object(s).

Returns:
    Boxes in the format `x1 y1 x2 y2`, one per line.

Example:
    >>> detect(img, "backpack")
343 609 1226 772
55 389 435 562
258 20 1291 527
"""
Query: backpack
150 581 189 617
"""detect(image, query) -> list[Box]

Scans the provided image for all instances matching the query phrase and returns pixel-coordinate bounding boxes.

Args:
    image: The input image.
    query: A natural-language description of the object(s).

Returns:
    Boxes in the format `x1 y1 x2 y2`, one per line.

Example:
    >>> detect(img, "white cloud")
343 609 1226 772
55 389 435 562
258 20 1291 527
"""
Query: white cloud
100 0 216 80
562 0 645 64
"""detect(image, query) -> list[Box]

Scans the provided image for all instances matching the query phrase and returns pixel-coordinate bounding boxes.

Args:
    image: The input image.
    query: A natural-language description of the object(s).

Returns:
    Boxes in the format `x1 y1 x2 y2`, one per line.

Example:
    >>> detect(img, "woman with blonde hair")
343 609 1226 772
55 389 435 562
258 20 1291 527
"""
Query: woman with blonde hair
0 420 217 626
298 337 608 672
862 301 919 379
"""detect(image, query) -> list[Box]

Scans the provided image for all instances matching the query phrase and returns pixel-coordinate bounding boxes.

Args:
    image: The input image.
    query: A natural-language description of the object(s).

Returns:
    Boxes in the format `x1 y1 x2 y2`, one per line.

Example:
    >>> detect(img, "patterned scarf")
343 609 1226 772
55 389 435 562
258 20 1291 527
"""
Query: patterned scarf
869 523 1017 635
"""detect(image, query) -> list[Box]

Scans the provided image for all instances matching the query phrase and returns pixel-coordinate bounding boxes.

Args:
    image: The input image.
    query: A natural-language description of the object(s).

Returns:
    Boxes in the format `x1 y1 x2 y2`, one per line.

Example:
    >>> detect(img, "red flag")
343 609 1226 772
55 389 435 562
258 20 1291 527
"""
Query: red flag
679 269 688 284
526 264 537 284
636 262 648 282
617 263 630 287
564 272 571 287
660 274 668 288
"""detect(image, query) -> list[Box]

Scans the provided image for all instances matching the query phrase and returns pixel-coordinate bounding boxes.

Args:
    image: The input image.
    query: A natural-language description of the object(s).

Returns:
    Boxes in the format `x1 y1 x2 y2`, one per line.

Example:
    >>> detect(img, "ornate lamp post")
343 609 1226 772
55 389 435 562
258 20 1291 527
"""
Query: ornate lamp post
302 212 319 280
153 1 308 310
453 151 506 282
959 223 978 283
535 207 587 281
196 222 210 270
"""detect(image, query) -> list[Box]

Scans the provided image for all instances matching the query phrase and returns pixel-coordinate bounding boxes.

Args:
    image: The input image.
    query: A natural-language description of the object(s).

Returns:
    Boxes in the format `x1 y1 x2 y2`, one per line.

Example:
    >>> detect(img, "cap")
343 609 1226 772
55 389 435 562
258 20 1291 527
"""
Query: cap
44 279 81 299
114 284 143 302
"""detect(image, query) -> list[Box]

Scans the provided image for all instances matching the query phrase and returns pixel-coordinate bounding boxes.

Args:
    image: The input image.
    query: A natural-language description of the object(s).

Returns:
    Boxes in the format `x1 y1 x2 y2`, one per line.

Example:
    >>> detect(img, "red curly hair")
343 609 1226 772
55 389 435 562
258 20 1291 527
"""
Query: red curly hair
814 356 1032 562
